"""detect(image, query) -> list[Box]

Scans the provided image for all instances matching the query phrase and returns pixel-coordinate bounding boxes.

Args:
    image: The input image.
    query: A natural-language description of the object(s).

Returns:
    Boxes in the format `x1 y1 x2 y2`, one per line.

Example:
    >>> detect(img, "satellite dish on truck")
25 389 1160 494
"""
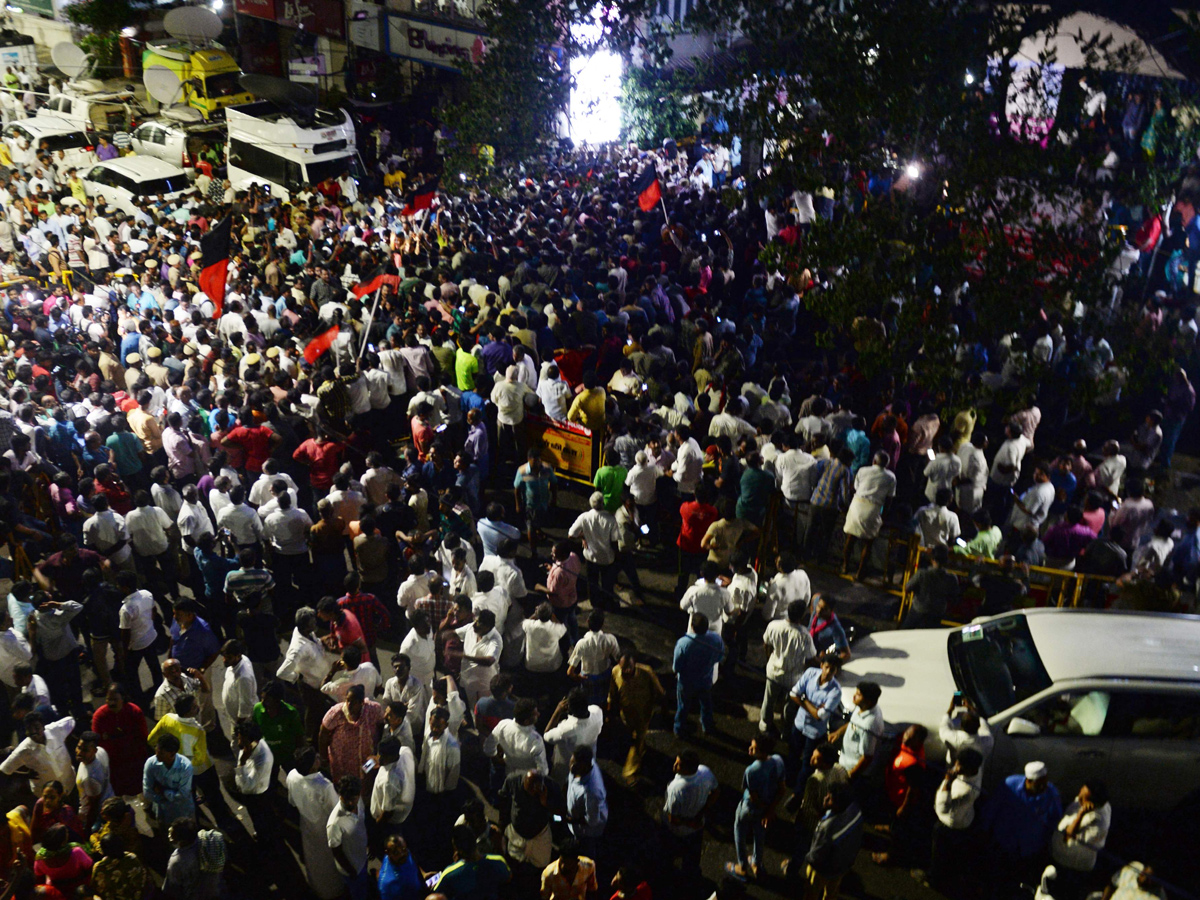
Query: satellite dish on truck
50 42 90 80
163 6 224 44
143 64 203 123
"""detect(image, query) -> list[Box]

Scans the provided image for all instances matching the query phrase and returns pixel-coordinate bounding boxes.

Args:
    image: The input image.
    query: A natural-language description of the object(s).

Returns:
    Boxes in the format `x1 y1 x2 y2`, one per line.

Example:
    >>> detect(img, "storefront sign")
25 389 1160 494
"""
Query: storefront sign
234 0 276 19
288 54 327 83
276 0 347 39
525 415 595 484
386 14 486 70
347 0 383 51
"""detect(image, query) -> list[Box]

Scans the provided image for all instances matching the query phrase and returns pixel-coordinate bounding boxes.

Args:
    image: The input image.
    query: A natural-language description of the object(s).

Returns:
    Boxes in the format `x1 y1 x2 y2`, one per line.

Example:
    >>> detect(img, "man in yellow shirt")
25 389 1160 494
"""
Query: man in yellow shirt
149 693 238 829
567 371 607 438
67 168 87 204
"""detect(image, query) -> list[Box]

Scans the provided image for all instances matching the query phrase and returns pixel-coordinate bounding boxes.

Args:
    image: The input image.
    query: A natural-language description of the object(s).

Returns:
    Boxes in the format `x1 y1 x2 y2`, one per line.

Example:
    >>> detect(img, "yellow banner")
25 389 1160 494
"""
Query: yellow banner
525 415 594 484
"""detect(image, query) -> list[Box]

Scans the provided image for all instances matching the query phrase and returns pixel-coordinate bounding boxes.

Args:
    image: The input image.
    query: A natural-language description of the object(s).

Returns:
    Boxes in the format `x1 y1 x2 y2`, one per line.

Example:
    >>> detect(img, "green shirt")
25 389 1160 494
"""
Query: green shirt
252 701 304 763
455 348 480 391
593 465 628 513
105 431 143 477
957 525 1002 560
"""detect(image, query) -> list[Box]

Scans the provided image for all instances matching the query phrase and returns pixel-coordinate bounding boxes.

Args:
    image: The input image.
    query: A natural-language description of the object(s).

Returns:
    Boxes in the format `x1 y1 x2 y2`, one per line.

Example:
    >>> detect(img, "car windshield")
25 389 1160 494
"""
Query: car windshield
40 131 90 152
133 174 189 196
205 72 245 99
947 614 1053 717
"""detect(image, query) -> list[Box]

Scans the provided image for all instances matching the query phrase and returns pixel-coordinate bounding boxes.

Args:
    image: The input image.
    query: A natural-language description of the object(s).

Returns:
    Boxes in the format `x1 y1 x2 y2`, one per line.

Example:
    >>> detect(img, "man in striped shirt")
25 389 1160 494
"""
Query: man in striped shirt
806 448 854 562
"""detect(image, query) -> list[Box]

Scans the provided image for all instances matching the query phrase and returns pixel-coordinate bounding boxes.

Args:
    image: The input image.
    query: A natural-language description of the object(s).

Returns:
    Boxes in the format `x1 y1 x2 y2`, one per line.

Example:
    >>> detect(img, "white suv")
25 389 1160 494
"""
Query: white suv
2 116 97 172
79 157 194 216
837 609 1200 811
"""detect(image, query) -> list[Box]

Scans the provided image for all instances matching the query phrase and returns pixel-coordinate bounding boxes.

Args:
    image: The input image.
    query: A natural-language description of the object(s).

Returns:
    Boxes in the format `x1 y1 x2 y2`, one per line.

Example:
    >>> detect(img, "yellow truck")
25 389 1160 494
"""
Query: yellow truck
141 43 253 120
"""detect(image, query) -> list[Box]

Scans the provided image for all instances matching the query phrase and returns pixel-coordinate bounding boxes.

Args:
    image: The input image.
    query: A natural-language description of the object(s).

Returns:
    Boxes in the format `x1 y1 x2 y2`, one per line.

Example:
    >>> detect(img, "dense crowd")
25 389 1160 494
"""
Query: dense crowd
0 66 1187 900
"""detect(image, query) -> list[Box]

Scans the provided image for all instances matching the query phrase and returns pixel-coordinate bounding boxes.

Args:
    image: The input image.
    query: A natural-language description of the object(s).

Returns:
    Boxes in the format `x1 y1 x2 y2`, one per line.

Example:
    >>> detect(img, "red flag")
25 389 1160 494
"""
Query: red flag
351 270 402 300
400 178 439 217
632 167 661 212
303 325 340 366
199 215 232 316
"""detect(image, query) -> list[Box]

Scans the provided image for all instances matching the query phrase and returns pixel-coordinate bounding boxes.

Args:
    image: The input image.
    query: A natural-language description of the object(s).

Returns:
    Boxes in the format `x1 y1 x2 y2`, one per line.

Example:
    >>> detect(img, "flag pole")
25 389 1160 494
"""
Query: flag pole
359 286 384 362
659 193 669 224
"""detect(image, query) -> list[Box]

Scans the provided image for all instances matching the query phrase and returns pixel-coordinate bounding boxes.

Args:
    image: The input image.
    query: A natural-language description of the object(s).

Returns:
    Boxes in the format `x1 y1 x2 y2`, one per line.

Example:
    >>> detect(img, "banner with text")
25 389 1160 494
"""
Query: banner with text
525 415 595 485
385 14 487 70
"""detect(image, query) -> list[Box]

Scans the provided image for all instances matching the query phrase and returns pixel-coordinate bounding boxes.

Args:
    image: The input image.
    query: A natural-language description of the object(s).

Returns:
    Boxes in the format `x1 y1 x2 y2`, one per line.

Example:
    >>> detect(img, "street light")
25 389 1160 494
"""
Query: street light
905 163 921 180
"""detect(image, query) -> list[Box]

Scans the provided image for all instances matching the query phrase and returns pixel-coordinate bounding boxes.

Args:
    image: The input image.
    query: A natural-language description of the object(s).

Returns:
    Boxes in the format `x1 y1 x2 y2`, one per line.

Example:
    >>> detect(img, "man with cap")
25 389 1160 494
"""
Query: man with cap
489 365 536 471
123 353 143 393
144 346 171 388
980 760 1063 888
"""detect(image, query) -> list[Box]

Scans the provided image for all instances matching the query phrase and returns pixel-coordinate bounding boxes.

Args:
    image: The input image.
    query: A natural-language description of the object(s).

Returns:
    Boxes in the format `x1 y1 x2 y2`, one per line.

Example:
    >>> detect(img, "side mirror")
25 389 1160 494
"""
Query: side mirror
1006 717 1040 736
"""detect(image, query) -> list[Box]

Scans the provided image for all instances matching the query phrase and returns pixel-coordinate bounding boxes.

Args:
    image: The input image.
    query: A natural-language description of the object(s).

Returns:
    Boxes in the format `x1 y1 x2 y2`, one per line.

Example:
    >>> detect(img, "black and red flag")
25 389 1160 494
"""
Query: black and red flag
303 324 341 366
351 268 402 300
632 166 661 212
400 177 440 217
199 215 232 316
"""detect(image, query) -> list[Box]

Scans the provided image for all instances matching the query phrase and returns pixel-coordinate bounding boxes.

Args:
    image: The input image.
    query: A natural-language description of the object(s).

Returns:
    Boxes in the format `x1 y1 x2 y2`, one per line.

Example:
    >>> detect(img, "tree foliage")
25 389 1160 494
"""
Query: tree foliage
65 0 145 72
618 64 695 147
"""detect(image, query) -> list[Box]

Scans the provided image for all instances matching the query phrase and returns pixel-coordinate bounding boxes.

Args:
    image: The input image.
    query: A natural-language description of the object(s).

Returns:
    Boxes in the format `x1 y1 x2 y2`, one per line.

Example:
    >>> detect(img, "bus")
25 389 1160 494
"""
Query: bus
225 101 358 200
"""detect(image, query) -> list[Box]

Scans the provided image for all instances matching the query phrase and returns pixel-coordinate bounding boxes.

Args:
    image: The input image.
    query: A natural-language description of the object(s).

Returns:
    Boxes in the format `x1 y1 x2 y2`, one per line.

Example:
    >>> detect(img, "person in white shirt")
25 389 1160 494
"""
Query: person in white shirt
522 603 568 675
287 747 343 899
125 490 173 559
382 654 429 738
938 695 995 775
774 434 818 505
542 689 603 784
536 364 572 420
759 601 815 736
418 706 461 795
425 676 467 740
956 436 989 514
1051 782 1112 886
491 699 549 778
117 571 161 703
219 639 258 739
0 713 75 795
917 488 962 548
456 610 503 709
930 749 984 896
568 493 619 599
830 682 884 779
217 485 264 550
326 776 370 888
761 553 811 620
176 486 215 548
0 610 32 689
1009 464 1055 532
277 607 333 739
490 367 536 461
369 736 416 831
398 611 435 688
321 645 381 703
83 495 134 571
924 437 963 502
248 462 299 508
680 562 734 647
360 454 402 507
670 426 705 497
624 452 661 538
708 398 757 443
987 423 1032 520
233 719 275 840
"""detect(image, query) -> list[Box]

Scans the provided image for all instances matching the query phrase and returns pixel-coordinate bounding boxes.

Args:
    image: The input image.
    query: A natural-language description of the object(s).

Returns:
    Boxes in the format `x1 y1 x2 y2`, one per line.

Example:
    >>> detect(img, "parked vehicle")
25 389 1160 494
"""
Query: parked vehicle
129 116 223 168
225 101 356 200
142 43 251 120
3 116 96 171
39 86 142 133
79 157 193 216
837 609 1200 811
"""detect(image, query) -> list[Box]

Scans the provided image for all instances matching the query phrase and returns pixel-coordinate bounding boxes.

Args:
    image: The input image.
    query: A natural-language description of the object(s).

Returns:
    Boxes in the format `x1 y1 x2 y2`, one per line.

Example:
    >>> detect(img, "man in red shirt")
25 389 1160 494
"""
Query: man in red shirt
292 427 346 500
337 571 391 670
221 408 280 475
676 482 719 596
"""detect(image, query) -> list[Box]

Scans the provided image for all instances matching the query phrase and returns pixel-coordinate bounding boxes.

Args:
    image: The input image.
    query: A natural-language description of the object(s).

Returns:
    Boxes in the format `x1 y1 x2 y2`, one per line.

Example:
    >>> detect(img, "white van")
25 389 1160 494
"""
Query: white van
225 101 356 200
39 85 141 133
836 609 1200 812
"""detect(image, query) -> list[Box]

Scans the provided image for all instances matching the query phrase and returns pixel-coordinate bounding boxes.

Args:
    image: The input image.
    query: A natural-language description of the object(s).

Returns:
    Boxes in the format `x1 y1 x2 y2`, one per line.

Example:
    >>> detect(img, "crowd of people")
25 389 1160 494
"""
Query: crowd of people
0 60 1186 900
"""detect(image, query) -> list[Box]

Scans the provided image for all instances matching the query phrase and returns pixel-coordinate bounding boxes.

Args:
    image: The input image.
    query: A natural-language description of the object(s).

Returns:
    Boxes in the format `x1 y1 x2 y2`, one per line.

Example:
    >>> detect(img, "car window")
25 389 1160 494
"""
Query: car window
1103 691 1200 740
1020 690 1110 737
85 167 109 186
947 614 1053 717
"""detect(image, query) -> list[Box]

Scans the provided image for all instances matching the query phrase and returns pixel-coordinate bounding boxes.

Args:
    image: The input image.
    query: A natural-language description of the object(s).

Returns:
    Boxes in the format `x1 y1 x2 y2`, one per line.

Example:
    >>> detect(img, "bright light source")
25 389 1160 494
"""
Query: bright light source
905 163 921 179
121 26 137 37
5 4 24 11
211 0 224 10
964 71 975 86
570 48 623 144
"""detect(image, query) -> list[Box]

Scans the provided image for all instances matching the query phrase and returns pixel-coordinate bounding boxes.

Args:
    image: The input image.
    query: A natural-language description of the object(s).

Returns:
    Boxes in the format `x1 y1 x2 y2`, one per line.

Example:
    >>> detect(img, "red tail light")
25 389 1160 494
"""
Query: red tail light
84 145 94 152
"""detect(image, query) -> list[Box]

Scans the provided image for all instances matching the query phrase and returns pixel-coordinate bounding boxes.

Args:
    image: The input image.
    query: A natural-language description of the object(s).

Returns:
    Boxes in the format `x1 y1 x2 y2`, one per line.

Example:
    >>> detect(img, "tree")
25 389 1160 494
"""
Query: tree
438 0 656 184
618 64 695 147
674 0 1192 415
65 0 147 73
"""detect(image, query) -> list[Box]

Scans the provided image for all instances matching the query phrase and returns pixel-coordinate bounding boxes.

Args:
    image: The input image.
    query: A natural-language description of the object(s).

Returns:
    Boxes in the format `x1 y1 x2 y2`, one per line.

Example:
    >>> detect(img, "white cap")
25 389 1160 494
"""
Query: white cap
1024 761 1048 780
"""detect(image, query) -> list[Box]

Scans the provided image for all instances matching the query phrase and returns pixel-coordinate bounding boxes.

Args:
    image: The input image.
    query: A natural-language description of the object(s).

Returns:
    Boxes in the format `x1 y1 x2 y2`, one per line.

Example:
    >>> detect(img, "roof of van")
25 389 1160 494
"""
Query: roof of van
94 156 188 179
1018 608 1200 683
19 116 87 137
